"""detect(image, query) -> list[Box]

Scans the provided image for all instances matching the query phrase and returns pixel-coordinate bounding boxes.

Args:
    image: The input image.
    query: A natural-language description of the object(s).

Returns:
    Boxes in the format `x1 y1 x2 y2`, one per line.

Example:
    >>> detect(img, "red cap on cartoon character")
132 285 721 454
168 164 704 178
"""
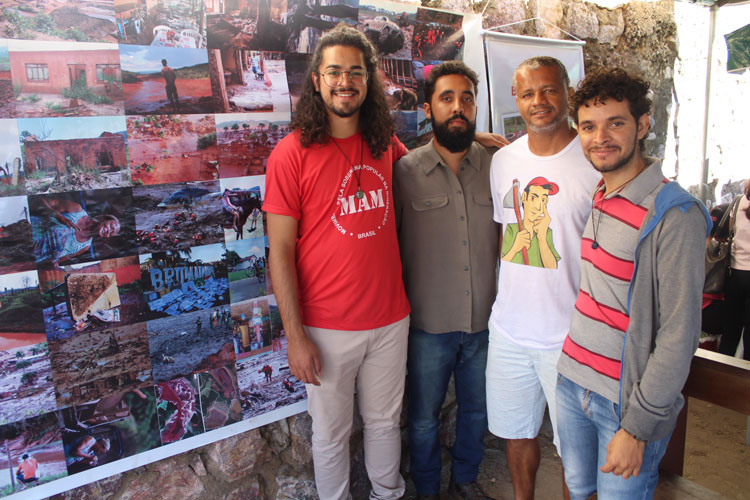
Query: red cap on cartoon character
524 176 559 195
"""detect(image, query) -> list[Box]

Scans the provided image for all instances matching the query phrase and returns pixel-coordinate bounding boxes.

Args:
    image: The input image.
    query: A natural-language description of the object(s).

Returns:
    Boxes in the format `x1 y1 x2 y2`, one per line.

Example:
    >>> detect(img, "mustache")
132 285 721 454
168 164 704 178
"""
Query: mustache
446 114 470 125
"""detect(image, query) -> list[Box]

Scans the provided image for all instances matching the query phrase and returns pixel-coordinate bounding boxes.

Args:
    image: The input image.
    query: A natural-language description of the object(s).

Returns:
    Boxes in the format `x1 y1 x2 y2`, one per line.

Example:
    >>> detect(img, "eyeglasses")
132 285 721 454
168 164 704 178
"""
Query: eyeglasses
320 69 368 87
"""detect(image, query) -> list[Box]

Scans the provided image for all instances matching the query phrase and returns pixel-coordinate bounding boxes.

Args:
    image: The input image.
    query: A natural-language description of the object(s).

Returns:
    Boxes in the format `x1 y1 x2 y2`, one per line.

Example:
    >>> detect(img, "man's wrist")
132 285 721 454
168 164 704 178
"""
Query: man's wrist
621 428 646 443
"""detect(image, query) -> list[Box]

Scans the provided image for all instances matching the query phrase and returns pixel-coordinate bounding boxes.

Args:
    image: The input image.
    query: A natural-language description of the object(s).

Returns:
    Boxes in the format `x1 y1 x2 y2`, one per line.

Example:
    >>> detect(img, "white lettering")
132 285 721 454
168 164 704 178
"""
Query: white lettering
357 231 375 239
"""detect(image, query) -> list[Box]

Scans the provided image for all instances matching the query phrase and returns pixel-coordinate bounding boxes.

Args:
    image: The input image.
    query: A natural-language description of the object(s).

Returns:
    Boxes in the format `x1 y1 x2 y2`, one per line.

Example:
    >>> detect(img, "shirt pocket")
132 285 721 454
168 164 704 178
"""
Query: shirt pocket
472 192 493 207
412 194 449 211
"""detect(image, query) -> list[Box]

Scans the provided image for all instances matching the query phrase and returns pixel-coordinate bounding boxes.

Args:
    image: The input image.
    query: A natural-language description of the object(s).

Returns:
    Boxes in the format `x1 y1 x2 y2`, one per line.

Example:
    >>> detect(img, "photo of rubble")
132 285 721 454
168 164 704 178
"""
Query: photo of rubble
284 52 310 113
0 43 15 119
58 387 160 475
230 296 271 359
0 196 35 275
0 412 67 497
126 114 218 185
216 113 290 178
380 58 418 111
8 40 124 118
209 50 290 113
0 119 25 197
198 364 241 431
47 322 153 407
120 45 214 114
412 8 463 61
39 256 146 339
357 0 416 60
219 175 264 241
0 270 46 340
0 0 118 43
138 242 230 320
237 350 305 421
18 115 131 194
205 0 290 52
115 0 206 48
147 305 235 383
226 236 268 303
392 110 417 150
156 374 204 444
133 180 223 253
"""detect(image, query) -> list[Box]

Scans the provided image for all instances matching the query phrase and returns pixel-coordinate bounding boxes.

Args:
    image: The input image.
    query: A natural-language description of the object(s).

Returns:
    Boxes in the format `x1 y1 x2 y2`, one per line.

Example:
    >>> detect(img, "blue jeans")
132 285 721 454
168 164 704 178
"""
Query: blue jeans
556 374 671 500
407 328 489 495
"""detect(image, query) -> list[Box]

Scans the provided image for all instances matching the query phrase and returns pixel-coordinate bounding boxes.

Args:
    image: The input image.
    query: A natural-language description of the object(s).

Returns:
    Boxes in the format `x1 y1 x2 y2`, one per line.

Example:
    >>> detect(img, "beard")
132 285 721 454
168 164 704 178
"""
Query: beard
589 133 639 173
324 87 363 118
431 114 475 153
526 106 568 134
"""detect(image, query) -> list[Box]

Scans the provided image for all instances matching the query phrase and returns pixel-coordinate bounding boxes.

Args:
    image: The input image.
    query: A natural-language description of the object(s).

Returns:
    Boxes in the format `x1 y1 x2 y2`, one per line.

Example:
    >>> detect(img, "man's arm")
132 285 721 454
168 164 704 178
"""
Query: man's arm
267 213 321 385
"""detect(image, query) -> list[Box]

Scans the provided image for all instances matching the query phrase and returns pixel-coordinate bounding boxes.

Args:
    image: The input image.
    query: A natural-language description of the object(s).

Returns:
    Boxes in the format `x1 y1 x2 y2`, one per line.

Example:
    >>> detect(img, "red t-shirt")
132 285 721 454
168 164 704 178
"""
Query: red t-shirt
263 130 410 330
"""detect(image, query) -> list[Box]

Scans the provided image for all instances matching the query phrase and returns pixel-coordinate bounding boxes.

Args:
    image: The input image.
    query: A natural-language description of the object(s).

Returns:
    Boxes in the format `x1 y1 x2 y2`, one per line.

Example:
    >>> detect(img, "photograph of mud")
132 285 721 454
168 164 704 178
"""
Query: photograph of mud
380 58 418 111
226 236 268 303
8 40 124 118
0 0 118 43
284 52 310 112
115 0 206 48
18 116 131 194
0 196 35 275
236 349 305 421
392 110 417 150
0 42 16 119
219 175 264 241
412 8 463 61
156 374 204 444
209 49 290 113
138 242 230 320
39 256 146 339
58 387 160 475
217 113 289 178
47 322 153 407
0 412 67 497
357 0 416 60
28 187 138 268
126 114 218 185
198 364 241 431
0 118 25 196
133 180 223 253
120 45 214 114
230 295 272 359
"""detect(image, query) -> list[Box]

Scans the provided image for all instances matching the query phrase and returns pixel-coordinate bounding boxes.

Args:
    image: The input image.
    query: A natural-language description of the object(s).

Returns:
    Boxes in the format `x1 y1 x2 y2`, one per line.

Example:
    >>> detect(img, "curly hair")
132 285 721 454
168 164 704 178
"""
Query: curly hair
289 23 394 159
424 60 479 105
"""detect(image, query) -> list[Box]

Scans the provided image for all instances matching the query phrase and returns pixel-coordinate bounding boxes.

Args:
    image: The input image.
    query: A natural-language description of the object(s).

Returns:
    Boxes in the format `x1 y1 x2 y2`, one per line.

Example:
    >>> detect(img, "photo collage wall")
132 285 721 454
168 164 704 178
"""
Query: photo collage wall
0 0 465 496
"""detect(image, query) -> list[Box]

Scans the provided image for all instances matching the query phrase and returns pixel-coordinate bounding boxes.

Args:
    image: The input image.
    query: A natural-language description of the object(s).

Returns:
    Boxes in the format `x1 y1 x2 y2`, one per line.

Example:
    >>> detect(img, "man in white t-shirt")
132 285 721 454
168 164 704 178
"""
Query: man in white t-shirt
486 56 600 499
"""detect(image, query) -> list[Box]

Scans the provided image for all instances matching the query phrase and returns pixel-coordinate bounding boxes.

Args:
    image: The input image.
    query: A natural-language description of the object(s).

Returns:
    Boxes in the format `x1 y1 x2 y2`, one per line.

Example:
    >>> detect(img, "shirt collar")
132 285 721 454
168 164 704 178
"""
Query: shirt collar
423 139 480 175
595 157 665 205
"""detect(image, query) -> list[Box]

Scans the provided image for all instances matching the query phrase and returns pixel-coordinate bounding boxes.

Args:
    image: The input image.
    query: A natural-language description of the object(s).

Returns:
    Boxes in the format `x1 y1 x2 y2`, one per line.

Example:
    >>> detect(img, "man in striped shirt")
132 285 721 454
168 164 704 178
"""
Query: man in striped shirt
556 69 711 499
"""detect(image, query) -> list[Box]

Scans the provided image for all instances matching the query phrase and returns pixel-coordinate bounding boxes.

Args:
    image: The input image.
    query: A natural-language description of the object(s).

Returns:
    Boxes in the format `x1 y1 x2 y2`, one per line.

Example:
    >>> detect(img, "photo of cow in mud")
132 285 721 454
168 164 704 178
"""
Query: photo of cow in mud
219 175 264 242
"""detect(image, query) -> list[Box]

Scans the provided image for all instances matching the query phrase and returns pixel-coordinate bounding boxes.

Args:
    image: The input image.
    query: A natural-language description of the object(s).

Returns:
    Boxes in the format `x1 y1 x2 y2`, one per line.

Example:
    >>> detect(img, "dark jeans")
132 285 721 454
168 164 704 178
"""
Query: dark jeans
719 268 750 360
407 328 488 495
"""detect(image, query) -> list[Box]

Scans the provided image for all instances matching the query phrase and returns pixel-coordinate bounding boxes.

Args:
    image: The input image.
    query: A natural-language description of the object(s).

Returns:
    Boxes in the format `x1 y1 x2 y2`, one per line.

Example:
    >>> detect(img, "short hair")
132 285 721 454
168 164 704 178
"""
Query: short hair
161 59 167 66
424 60 479 105
513 56 570 92
21 454 29 460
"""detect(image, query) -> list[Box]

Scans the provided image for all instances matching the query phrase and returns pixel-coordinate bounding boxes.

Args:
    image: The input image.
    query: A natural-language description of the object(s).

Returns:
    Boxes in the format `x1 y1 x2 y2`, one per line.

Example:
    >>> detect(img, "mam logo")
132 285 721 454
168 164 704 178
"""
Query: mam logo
331 164 390 239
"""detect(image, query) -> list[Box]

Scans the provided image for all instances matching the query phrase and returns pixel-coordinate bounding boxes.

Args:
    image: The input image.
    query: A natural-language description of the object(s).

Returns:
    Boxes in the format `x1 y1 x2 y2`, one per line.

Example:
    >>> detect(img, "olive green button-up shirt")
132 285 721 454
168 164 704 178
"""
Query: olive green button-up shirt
394 140 500 334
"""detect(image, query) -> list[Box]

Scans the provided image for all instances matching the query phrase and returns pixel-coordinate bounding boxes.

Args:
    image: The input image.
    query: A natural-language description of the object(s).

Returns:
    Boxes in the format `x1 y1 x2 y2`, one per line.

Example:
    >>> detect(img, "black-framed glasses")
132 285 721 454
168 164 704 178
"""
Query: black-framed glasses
320 69 368 86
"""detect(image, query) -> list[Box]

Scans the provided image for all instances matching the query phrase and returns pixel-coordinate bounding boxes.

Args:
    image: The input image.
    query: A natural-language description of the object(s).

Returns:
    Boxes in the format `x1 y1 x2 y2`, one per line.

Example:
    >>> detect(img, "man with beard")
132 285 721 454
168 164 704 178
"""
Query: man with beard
486 57 600 500
395 61 499 500
556 68 709 499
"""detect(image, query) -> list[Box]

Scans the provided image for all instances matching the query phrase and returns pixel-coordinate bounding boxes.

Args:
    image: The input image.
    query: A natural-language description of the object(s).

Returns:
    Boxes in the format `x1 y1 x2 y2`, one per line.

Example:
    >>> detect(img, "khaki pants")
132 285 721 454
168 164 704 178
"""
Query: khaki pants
305 315 409 500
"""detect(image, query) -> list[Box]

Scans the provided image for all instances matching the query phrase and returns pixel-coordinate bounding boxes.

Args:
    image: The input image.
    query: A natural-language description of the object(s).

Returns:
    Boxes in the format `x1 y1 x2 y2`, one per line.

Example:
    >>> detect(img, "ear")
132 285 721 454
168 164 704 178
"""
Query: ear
312 72 320 93
637 113 650 140
423 102 431 120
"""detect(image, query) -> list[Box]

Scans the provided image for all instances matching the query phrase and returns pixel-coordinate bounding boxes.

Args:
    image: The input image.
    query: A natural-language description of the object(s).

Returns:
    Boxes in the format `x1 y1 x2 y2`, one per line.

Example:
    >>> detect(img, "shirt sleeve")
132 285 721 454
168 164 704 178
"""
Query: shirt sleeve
262 135 302 220
489 153 505 225
391 135 407 163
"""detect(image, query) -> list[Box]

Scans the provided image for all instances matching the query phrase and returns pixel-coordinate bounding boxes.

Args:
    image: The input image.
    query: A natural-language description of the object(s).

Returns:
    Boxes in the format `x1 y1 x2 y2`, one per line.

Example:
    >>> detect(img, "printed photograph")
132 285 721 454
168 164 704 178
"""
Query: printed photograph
156 374 204 444
219 175 264 241
412 8 464 61
47 322 153 407
8 40 124 118
133 180 223 253
147 305 235 383
216 113 290 178
38 255 147 339
115 0 206 48
138 242 230 320
230 295 275 359
285 52 310 113
0 42 15 119
411 59 445 106
236 348 305 421
0 412 67 497
226 236 268 302
502 112 527 142
18 116 131 194
58 387 160 474
198 364 242 431
120 45 213 115
0 0 118 43
0 119 25 196
0 196 35 275
206 0 292 52
127 114 218 185
416 106 431 146
210 49 290 114
28 187 138 268
392 110 417 150
380 58 418 111
357 0 416 60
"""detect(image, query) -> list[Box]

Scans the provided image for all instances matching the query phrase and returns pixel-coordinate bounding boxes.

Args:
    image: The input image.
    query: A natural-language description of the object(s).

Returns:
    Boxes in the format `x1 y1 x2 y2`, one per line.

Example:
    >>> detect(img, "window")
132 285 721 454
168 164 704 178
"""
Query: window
96 150 113 166
26 63 48 81
96 64 120 83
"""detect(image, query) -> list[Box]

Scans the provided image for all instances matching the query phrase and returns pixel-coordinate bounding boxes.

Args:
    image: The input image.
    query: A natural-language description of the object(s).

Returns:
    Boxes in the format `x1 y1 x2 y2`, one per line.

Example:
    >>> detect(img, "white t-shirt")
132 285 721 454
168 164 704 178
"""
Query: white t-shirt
731 195 750 271
489 135 601 349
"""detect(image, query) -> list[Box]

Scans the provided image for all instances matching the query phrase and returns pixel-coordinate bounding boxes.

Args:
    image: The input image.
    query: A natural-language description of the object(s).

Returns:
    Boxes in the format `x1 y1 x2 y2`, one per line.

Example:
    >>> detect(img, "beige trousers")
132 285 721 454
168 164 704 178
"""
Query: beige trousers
304 315 409 500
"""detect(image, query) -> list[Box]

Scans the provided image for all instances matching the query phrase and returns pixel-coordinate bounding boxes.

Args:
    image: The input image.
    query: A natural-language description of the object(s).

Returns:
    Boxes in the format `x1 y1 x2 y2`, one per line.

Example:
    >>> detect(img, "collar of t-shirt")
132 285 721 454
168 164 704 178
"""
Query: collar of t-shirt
595 157 665 205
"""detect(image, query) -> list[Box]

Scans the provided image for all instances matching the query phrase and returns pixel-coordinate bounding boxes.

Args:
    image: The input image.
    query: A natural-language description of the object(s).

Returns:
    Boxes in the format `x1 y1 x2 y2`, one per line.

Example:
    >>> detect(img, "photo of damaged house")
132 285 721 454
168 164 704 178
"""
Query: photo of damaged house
0 42 15 119
115 0 206 48
126 114 218 185
133 180 224 253
28 187 138 268
8 40 124 118
412 8 464 61
216 113 289 178
19 115 130 194
0 270 57 426
219 175 264 241
156 374 204 444
38 256 147 339
226 236 268 303
57 387 160 475
198 364 241 431
138 241 230 321
357 0 416 60
0 412 67 497
0 0 118 43
0 119 25 197
0 196 35 275
120 45 214 115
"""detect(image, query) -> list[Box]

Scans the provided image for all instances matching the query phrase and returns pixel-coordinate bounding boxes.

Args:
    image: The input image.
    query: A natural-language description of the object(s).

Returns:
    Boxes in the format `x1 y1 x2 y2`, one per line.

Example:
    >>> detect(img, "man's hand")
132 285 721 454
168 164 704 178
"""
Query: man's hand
531 207 551 238
475 131 510 149
503 229 531 261
287 332 322 386
601 428 646 479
